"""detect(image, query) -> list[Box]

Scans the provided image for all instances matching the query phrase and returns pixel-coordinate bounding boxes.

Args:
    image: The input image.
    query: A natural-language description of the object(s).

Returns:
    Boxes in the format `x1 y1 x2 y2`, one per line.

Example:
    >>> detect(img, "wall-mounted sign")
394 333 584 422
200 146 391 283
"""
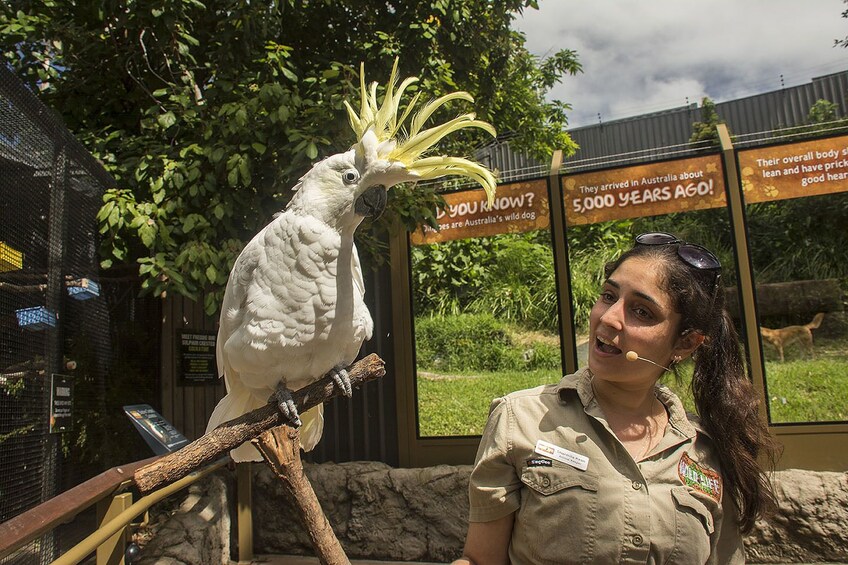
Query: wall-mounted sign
178 330 218 385
409 179 550 245
123 404 189 455
562 154 727 225
738 134 848 203
50 373 73 433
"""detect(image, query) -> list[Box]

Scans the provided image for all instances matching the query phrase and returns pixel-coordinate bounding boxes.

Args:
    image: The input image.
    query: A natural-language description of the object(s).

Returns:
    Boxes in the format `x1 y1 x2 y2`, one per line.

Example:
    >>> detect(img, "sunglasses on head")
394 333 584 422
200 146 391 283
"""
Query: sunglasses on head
635 232 722 290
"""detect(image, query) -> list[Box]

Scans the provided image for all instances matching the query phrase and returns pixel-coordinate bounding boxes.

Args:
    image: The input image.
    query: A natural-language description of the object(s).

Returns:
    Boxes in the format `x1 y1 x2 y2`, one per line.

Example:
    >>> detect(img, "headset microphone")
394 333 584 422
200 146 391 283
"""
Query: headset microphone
625 351 672 372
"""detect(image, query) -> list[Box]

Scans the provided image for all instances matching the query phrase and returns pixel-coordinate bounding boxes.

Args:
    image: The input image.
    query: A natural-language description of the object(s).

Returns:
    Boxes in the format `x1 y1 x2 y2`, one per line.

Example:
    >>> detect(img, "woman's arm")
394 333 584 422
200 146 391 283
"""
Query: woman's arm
451 513 515 565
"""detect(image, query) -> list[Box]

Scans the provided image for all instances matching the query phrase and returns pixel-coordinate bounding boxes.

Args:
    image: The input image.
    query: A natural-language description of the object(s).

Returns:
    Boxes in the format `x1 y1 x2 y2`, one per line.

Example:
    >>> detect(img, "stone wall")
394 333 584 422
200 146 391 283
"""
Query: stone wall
137 463 848 564
135 472 231 565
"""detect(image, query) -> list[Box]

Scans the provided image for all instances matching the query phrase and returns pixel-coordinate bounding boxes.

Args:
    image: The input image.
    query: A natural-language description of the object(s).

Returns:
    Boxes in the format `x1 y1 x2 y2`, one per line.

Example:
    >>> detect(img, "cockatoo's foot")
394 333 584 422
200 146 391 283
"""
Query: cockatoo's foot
273 384 301 427
331 366 353 397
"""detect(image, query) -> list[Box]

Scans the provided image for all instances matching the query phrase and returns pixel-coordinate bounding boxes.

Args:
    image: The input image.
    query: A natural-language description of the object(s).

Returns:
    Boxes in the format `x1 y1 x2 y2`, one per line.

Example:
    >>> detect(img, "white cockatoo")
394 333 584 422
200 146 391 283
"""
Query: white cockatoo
206 59 497 461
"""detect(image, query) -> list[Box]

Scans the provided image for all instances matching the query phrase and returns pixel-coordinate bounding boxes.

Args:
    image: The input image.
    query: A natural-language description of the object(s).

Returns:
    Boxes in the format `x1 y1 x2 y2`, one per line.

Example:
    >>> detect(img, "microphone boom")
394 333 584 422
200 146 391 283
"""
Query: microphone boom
625 351 672 372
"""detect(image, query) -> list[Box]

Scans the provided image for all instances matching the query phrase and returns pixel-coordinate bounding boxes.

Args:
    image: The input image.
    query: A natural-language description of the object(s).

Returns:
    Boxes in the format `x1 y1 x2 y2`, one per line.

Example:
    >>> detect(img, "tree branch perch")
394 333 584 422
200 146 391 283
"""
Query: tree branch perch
254 427 349 564
133 353 385 493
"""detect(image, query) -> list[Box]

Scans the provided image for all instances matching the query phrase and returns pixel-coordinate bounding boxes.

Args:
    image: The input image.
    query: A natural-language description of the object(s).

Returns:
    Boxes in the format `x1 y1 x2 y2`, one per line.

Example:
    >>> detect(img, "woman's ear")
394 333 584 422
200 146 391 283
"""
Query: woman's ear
674 330 705 360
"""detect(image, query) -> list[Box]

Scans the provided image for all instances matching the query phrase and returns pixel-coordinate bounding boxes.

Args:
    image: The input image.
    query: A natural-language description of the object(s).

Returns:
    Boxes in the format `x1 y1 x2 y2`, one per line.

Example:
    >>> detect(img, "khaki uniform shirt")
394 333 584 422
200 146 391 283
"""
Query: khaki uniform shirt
468 368 745 564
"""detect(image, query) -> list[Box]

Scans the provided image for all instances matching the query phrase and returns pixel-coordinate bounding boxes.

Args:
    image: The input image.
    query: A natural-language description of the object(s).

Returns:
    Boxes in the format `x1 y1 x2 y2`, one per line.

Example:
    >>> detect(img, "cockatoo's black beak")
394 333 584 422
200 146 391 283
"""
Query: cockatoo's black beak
355 184 388 219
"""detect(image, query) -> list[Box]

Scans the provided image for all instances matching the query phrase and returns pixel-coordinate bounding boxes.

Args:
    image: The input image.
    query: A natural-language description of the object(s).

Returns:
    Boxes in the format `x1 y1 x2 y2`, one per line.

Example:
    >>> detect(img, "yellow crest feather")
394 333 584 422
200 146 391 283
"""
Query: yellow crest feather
344 58 497 204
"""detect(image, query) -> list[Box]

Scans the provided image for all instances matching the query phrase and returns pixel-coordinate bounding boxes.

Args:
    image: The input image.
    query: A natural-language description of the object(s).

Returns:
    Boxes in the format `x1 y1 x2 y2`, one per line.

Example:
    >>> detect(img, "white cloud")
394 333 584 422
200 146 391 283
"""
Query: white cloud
514 0 848 127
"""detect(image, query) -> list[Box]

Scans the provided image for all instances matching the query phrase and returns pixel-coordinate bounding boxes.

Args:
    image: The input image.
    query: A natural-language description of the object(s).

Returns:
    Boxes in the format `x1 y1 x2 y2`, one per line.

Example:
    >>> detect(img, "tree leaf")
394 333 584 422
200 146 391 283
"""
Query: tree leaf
157 111 177 129
281 66 298 82
306 142 318 160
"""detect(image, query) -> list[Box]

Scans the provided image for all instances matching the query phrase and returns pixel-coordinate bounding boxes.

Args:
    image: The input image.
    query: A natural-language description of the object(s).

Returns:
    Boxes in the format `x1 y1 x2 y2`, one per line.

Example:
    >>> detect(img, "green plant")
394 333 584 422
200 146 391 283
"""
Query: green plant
468 234 559 332
415 313 519 371
689 97 725 145
414 313 561 372
411 238 496 316
2 1 581 314
765 354 848 423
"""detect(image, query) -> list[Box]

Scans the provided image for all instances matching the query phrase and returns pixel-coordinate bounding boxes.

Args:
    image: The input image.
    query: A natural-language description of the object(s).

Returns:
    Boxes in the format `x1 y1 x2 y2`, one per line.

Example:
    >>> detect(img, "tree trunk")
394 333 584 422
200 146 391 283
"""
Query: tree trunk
724 279 843 319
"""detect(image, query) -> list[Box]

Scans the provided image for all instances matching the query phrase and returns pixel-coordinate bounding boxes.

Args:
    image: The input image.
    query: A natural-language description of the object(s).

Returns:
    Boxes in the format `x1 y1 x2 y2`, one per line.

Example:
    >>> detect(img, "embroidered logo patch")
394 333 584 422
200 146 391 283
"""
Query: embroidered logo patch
678 452 722 502
526 457 553 468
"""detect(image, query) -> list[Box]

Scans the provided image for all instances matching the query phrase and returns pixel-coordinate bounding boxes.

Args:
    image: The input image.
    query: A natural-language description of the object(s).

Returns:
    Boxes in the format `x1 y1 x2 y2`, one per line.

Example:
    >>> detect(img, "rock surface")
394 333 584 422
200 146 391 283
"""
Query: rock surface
254 462 469 563
139 463 847 564
745 468 848 563
135 472 231 565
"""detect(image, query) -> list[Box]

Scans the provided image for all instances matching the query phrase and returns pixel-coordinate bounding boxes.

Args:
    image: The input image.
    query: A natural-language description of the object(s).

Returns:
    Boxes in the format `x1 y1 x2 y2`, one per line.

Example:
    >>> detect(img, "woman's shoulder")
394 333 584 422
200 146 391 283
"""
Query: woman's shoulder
499 368 591 406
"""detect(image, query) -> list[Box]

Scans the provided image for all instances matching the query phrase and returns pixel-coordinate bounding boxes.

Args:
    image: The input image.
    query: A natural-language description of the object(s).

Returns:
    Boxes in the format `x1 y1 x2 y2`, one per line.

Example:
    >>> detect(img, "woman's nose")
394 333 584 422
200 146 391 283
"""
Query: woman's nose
599 299 625 330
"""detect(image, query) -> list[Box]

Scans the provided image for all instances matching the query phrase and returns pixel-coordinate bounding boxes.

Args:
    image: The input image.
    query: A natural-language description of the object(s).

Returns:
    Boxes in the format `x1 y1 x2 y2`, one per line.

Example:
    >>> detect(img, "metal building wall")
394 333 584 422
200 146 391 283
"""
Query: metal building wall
543 69 848 172
565 105 702 172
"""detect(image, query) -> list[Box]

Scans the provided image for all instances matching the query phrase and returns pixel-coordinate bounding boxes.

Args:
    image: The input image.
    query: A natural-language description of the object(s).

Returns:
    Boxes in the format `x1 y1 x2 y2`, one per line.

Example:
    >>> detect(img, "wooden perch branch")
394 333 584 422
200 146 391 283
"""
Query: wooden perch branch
254 427 349 565
133 353 385 494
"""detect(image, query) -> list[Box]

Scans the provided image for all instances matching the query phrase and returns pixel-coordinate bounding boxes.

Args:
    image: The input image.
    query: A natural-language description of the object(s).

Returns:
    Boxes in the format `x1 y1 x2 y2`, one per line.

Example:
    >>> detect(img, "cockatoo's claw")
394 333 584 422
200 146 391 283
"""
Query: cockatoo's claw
332 367 353 397
273 385 302 427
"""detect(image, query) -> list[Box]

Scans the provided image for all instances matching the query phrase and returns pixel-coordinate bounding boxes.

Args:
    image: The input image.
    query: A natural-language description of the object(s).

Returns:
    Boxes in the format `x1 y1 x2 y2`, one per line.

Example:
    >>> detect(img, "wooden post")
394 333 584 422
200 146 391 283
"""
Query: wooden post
253 427 349 565
95 492 132 565
236 462 254 564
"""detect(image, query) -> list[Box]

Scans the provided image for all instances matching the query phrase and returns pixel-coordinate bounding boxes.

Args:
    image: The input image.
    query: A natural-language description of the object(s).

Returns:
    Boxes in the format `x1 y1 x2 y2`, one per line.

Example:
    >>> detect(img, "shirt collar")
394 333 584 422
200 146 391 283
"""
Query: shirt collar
555 367 703 439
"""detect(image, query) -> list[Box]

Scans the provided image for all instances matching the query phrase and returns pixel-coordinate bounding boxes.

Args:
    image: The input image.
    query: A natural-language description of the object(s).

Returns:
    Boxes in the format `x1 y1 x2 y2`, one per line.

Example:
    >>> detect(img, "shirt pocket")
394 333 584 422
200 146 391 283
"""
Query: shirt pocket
517 464 599 564
669 486 715 564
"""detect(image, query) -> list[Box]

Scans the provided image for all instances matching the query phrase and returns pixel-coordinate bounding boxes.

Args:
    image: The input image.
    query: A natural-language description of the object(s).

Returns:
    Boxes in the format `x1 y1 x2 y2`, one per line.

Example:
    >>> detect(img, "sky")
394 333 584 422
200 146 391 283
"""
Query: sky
514 0 848 128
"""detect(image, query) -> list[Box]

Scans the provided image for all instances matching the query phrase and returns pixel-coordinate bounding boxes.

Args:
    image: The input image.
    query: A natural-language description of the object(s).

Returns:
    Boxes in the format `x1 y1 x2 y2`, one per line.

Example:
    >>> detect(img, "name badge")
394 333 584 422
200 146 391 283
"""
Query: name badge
534 439 589 471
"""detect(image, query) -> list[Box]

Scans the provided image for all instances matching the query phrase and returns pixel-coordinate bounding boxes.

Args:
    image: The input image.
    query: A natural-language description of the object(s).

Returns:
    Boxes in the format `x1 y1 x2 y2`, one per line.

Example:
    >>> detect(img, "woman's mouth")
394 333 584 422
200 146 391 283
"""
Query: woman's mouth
595 336 622 355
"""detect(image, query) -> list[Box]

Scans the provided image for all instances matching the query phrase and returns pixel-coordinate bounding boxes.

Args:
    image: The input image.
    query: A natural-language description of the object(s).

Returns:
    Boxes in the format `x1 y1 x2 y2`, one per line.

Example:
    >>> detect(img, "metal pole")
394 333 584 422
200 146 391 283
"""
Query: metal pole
546 150 578 373
44 141 69 561
716 124 768 418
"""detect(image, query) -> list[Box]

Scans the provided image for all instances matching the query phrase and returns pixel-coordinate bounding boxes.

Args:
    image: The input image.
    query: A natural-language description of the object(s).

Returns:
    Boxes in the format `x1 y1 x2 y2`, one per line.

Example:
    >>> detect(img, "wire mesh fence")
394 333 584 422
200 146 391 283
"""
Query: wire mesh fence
0 66 158 564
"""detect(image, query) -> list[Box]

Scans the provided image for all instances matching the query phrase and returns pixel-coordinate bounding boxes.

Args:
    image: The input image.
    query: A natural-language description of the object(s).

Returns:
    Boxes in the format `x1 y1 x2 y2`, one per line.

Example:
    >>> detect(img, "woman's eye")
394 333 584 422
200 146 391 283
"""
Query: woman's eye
633 306 652 319
600 291 615 303
342 170 360 184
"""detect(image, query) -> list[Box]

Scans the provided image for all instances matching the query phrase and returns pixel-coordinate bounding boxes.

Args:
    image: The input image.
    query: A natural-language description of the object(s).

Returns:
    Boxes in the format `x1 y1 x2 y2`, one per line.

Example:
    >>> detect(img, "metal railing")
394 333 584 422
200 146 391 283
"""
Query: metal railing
0 456 229 565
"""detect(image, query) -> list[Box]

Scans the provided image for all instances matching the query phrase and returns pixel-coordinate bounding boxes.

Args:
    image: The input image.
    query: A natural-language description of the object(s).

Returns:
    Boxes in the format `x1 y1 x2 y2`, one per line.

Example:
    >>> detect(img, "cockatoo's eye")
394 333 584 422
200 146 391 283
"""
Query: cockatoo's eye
342 169 360 185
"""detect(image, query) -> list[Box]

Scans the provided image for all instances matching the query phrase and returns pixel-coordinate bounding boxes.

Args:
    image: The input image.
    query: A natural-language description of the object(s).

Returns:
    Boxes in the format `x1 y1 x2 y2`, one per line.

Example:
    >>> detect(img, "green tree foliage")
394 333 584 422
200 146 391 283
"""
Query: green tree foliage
1 0 581 313
808 99 839 123
689 97 724 145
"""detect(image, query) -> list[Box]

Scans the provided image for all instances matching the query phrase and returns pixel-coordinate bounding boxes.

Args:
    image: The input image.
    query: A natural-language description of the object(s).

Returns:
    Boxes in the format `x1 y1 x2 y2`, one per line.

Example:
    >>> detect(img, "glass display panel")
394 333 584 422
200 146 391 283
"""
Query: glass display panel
409 180 563 437
739 135 848 424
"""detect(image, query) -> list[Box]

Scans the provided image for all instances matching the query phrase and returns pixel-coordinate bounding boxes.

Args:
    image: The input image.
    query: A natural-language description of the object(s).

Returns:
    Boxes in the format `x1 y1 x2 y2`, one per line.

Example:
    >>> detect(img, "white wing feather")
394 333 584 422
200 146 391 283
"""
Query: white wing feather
206 208 371 460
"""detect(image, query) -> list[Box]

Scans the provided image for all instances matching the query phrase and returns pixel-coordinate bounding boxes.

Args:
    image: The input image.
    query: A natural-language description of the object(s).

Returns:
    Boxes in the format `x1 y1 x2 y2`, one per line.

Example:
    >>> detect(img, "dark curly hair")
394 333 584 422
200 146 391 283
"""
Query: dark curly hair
605 240 778 533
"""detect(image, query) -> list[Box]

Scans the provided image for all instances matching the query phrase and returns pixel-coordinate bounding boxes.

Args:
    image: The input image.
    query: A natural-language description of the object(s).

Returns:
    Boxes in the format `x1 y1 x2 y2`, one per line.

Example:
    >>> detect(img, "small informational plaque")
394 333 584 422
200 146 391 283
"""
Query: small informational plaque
50 373 73 433
178 330 218 385
123 404 189 455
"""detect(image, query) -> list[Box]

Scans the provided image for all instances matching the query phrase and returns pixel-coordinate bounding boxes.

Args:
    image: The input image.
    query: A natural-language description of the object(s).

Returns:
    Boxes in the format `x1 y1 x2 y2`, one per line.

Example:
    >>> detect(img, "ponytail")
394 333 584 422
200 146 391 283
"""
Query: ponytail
691 310 779 533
